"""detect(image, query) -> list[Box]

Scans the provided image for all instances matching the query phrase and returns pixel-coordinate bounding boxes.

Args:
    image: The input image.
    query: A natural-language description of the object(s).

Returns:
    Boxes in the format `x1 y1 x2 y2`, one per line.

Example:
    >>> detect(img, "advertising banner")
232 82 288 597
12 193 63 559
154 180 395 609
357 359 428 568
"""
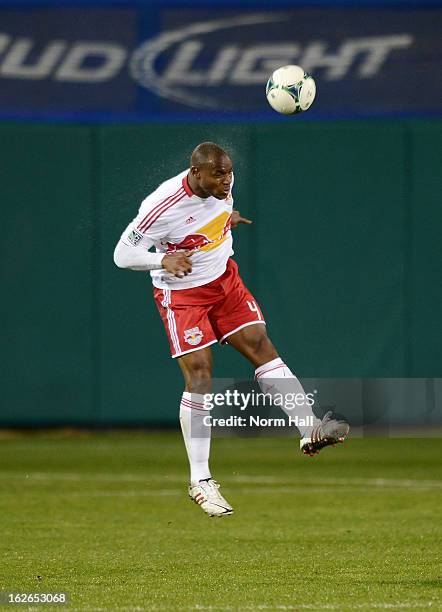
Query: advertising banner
0 6 440 120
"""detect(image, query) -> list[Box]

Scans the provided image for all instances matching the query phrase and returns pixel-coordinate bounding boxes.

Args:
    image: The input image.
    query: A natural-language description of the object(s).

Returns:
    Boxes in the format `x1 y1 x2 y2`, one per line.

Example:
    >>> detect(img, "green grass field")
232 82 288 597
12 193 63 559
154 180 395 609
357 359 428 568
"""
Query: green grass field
0 432 441 611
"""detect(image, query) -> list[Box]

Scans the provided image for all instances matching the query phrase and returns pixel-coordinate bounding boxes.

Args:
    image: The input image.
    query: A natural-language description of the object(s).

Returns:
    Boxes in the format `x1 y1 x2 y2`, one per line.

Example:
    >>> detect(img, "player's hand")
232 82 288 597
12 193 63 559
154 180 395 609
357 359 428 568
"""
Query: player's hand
161 251 193 278
231 210 252 228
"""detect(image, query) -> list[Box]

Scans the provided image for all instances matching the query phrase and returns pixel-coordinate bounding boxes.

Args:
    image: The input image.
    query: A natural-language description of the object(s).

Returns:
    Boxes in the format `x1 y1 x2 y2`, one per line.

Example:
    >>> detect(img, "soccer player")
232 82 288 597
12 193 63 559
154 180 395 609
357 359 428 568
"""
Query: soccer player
114 142 349 517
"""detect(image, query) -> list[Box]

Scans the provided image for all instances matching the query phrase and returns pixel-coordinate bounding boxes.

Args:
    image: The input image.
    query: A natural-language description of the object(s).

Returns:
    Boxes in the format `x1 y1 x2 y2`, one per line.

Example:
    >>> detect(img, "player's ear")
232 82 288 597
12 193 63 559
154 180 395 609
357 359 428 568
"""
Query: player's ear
190 165 200 178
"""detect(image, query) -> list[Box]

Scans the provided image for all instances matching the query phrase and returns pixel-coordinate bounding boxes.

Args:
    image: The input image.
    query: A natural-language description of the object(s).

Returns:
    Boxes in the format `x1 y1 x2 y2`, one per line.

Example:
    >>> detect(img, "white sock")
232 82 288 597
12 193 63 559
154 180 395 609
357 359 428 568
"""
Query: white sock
179 392 212 486
255 357 320 438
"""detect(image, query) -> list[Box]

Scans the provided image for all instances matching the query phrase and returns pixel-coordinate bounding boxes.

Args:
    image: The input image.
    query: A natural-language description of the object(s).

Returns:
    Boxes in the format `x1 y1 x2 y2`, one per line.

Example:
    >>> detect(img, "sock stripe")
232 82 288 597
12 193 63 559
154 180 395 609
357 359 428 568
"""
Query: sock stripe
181 398 209 411
255 364 286 379
182 398 205 406
182 393 206 405
181 397 205 406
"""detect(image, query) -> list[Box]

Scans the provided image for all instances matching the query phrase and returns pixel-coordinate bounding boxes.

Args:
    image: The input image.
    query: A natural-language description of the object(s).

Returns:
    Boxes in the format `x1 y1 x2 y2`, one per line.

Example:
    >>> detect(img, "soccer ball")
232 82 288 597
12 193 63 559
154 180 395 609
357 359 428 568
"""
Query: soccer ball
266 65 316 115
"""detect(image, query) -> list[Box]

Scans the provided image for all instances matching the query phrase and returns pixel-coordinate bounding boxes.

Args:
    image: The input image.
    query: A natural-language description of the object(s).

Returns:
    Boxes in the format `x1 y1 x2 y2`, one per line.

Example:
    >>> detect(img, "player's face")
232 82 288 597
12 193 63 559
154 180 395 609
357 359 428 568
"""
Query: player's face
196 156 233 200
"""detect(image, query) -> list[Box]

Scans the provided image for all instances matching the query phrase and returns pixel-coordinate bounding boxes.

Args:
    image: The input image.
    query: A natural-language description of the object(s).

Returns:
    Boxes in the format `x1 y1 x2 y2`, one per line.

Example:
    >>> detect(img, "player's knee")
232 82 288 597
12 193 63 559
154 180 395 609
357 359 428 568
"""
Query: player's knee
186 359 212 392
244 327 270 353
190 360 212 380
241 326 277 362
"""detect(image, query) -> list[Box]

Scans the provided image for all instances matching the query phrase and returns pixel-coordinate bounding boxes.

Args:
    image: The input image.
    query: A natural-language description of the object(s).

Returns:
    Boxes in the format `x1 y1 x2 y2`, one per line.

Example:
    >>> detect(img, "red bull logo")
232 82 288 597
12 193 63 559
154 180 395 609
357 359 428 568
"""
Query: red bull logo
166 233 213 253
167 212 231 254
184 326 204 346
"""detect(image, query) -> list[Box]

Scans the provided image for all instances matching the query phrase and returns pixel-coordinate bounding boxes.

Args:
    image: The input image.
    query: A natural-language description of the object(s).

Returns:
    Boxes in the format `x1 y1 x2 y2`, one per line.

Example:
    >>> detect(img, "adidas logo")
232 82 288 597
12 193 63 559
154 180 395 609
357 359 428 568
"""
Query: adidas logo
185 216 196 224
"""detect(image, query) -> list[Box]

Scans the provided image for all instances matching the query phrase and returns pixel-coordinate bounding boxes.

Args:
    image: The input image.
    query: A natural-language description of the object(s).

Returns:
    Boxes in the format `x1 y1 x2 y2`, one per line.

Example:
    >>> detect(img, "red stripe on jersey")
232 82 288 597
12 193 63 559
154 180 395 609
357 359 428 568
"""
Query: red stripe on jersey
138 187 185 232
137 186 181 231
141 189 186 233
142 190 186 232
137 186 185 232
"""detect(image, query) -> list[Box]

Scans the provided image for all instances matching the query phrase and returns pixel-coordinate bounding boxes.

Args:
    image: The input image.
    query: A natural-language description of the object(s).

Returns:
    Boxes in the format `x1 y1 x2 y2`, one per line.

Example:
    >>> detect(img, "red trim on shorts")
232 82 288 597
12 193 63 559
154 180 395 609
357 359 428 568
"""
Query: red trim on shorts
172 339 218 359
220 321 266 345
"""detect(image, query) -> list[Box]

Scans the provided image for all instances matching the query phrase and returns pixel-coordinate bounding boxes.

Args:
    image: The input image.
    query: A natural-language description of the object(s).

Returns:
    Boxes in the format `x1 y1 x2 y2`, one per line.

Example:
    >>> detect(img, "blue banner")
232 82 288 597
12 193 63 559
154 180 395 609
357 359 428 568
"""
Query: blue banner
0 6 441 121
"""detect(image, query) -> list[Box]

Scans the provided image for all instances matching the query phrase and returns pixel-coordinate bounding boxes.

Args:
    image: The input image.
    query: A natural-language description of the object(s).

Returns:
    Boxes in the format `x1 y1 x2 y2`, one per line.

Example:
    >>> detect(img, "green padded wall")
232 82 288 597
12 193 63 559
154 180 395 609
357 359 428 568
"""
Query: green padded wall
253 122 405 377
408 122 442 376
0 120 441 425
0 125 94 423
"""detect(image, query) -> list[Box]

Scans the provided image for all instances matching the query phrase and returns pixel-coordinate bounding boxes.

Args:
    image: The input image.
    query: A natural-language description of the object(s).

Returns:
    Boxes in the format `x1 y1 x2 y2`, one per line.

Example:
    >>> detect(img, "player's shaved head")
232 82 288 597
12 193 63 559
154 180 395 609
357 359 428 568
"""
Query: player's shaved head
188 142 233 200
190 142 229 169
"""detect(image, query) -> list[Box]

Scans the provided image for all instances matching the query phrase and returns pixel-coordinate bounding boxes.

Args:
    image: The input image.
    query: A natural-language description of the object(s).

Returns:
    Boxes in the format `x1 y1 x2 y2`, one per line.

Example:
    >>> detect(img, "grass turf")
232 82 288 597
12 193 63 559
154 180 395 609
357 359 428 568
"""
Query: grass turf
0 432 441 611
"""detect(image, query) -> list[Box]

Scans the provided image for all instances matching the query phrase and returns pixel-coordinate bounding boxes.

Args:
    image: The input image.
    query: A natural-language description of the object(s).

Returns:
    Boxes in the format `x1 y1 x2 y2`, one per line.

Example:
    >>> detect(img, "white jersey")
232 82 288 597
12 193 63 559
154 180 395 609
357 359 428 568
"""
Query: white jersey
118 170 234 290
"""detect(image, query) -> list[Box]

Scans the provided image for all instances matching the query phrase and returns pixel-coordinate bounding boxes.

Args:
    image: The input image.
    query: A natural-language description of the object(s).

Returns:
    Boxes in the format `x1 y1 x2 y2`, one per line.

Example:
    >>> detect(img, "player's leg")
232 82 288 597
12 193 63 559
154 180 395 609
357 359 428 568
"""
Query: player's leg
153 287 232 515
210 261 349 454
227 324 349 454
178 345 213 393
222 321 278 368
177 347 213 485
226 324 321 435
209 261 319 438
153 289 215 483
177 348 233 516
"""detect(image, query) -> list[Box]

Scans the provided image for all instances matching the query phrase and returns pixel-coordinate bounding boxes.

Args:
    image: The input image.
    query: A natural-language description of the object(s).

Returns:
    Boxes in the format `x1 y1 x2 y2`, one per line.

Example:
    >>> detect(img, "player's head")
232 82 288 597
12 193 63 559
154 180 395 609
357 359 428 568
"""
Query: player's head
189 142 233 200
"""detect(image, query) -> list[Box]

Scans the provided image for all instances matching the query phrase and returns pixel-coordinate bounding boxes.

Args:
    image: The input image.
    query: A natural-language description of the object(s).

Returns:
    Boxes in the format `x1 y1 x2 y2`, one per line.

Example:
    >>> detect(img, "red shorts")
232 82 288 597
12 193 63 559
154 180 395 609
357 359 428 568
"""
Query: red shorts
153 259 265 358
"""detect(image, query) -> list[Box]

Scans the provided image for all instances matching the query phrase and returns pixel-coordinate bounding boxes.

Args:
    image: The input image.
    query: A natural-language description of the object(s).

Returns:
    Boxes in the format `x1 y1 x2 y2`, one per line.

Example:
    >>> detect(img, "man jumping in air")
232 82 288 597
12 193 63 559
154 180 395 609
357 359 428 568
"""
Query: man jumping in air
114 142 349 517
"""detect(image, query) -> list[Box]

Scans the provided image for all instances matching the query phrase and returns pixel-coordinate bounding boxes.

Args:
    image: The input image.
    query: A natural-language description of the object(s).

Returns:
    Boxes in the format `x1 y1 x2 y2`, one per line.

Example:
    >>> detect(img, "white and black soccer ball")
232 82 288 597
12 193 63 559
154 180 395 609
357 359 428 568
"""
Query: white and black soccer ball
266 65 316 115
